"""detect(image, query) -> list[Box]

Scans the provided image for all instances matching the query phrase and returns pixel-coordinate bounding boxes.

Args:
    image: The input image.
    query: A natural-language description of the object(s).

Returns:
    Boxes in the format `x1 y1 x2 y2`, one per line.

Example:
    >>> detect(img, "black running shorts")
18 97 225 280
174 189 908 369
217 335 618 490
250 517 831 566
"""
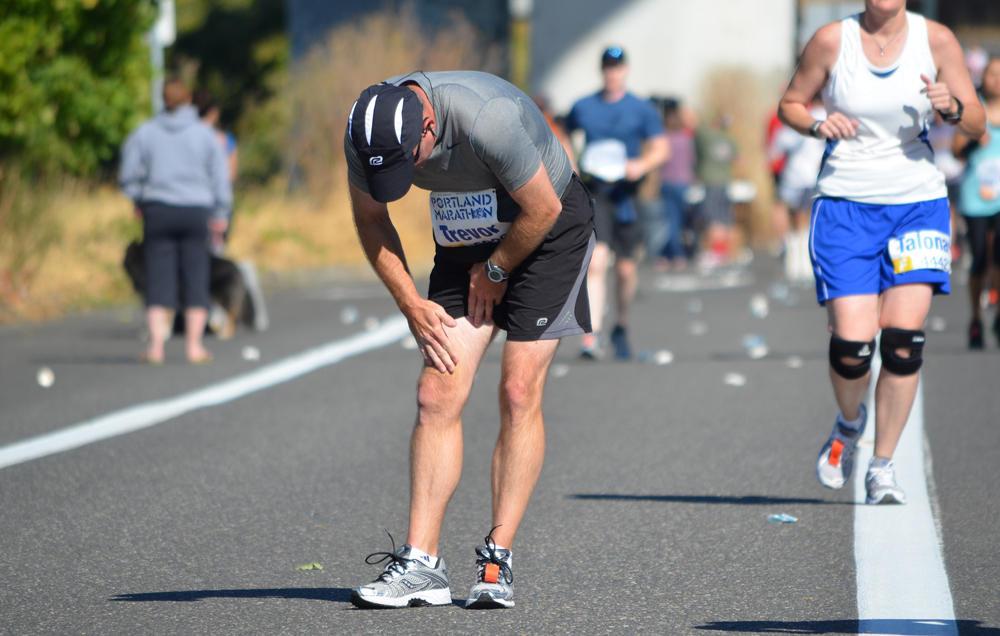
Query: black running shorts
586 179 643 258
428 174 595 342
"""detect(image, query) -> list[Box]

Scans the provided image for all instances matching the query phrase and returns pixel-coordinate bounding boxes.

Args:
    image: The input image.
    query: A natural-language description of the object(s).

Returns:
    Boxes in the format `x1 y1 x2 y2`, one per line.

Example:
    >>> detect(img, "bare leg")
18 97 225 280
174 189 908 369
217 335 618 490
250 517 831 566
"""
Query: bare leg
584 242 610 339
826 295 880 421
145 305 170 361
490 338 559 549
407 318 497 555
184 307 211 361
873 284 933 459
614 256 638 327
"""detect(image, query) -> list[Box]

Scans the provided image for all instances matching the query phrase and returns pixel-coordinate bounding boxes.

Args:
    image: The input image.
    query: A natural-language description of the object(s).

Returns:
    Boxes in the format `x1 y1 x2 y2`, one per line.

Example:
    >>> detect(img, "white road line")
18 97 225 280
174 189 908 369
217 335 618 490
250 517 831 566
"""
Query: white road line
0 316 410 471
854 358 957 635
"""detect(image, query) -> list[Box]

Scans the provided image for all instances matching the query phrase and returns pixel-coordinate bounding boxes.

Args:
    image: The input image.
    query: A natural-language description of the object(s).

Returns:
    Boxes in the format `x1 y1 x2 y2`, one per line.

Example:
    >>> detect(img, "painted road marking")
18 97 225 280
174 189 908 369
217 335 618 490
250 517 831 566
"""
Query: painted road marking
0 316 410 471
855 359 956 635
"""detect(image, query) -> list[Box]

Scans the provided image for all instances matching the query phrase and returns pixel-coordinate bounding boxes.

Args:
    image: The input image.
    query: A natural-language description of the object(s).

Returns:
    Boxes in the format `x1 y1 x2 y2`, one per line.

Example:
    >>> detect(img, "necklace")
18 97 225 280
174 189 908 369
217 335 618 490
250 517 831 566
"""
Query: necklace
863 14 907 57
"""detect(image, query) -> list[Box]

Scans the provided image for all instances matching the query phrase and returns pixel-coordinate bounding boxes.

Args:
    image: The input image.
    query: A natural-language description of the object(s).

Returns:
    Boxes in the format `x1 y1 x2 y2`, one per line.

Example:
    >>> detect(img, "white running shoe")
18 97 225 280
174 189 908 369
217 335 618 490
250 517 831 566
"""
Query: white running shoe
865 459 907 505
465 528 514 609
816 403 867 489
351 533 452 609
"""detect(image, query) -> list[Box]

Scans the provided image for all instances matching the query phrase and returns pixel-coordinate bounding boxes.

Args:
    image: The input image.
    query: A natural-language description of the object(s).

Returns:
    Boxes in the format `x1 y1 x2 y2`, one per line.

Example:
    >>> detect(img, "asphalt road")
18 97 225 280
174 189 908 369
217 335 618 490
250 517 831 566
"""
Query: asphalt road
1 257 997 635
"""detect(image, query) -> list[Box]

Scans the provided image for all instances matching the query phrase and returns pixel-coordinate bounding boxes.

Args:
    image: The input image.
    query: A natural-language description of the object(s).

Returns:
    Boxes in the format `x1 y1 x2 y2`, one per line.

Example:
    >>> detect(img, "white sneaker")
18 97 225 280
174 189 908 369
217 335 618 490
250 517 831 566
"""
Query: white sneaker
865 459 907 505
351 534 452 609
465 528 514 609
816 404 867 489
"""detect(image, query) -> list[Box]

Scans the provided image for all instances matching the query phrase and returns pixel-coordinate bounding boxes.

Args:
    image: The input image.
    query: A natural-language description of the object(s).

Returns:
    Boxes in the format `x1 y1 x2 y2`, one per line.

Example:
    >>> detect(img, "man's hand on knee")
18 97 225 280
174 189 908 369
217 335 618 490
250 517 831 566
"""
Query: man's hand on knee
404 298 459 374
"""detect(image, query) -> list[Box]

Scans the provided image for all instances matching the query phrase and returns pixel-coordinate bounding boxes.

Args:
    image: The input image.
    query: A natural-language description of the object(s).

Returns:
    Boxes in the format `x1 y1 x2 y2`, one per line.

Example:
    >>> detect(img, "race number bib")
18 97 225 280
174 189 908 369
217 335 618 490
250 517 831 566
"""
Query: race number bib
430 189 509 248
888 230 951 275
580 139 627 183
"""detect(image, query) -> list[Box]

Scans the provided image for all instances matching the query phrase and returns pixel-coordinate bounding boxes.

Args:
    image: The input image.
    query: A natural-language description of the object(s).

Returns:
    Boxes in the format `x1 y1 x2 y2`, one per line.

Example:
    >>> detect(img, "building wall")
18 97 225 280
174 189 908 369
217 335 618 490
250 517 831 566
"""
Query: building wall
531 0 796 114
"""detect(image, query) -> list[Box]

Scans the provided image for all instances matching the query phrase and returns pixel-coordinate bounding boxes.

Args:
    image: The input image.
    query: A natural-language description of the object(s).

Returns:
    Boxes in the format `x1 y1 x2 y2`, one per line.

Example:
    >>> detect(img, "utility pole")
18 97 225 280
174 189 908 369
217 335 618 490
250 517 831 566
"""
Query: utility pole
509 0 533 92
148 0 176 114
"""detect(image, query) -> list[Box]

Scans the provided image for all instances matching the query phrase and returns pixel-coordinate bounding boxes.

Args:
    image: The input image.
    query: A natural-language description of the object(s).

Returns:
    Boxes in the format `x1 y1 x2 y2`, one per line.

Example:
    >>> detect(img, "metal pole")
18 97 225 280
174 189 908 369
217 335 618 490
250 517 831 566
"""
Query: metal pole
508 0 533 92
148 0 176 115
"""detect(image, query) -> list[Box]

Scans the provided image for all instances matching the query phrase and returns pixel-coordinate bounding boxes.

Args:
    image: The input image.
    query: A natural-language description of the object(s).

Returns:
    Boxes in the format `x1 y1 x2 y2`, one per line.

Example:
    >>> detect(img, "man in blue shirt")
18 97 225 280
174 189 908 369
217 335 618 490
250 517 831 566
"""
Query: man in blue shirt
565 46 668 360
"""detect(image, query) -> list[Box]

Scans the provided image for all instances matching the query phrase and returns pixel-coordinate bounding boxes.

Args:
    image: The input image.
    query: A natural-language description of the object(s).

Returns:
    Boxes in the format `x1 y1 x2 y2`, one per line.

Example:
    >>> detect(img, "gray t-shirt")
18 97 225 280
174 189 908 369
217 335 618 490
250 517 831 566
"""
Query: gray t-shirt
345 71 573 199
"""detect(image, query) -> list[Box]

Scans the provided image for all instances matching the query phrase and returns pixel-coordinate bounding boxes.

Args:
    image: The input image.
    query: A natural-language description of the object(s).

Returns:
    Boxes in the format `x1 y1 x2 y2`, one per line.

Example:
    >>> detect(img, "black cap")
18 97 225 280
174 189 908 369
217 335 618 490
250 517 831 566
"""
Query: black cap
601 46 627 68
347 83 424 203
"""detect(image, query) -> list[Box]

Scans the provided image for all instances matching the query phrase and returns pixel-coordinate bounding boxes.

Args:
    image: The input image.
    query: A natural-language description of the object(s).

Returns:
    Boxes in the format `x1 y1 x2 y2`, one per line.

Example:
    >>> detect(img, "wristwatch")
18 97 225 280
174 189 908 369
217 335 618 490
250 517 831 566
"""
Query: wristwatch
939 97 964 124
809 120 825 138
485 259 509 283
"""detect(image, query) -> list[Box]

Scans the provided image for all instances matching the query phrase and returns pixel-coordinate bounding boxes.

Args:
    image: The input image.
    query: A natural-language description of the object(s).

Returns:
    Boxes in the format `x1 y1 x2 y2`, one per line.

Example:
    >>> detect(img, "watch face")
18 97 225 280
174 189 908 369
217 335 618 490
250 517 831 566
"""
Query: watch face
488 270 504 283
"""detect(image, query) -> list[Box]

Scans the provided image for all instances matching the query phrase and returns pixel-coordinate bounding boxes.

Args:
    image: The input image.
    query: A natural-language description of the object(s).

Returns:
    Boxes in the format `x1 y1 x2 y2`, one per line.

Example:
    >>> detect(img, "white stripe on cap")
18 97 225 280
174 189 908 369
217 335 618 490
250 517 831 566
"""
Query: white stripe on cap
393 97 405 144
347 100 358 138
364 94 378 146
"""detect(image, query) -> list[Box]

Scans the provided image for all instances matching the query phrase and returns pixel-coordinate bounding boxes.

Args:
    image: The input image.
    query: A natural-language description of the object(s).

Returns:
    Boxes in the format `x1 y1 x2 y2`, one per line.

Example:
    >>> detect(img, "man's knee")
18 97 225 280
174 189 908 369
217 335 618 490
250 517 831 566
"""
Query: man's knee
879 327 925 376
829 335 876 379
416 373 463 424
500 375 542 418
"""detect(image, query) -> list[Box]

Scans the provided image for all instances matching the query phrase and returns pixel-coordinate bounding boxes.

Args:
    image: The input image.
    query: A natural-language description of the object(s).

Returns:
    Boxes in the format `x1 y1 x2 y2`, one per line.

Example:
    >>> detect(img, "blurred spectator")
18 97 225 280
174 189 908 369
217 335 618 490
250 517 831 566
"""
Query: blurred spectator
966 45 990 87
954 56 1000 349
656 98 695 271
694 113 739 267
770 101 826 283
766 105 790 255
119 78 232 364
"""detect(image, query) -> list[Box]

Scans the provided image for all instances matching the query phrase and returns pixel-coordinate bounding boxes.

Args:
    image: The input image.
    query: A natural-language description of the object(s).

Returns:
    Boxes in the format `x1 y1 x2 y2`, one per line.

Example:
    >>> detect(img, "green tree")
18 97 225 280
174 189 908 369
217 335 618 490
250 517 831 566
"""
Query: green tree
0 0 155 175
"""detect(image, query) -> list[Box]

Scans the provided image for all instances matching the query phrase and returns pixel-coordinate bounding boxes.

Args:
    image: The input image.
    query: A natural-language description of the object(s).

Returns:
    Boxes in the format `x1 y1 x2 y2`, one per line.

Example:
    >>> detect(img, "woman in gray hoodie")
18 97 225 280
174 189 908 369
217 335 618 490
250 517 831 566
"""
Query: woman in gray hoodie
119 79 232 364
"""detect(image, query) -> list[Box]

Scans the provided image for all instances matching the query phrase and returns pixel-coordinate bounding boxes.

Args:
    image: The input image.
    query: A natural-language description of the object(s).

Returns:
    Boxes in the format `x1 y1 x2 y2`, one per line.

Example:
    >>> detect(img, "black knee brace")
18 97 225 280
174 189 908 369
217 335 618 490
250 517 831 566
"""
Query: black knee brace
829 336 876 379
880 328 925 376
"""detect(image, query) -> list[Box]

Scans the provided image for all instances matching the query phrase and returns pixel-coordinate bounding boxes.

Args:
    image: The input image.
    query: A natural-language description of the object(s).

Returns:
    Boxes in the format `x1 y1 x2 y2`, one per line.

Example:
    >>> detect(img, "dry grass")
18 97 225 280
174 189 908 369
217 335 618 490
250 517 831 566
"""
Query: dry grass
0 184 434 323
226 185 435 274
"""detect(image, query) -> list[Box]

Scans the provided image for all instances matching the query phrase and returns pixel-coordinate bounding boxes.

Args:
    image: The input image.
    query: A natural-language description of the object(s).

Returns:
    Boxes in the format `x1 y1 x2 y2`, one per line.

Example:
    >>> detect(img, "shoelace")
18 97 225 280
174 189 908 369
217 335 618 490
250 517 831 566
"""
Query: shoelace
364 529 411 583
475 525 513 585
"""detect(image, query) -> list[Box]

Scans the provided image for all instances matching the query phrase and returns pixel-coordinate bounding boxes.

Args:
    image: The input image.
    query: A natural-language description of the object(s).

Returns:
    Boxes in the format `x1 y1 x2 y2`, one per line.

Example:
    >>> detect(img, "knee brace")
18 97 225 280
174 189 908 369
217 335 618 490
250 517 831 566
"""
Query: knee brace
829 336 876 379
880 328 925 376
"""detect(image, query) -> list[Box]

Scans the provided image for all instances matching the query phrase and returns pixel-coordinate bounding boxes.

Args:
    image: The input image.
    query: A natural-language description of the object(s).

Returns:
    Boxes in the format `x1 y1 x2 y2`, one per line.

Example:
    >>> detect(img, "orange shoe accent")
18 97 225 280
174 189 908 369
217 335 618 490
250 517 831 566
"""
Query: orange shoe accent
829 439 844 467
483 563 500 584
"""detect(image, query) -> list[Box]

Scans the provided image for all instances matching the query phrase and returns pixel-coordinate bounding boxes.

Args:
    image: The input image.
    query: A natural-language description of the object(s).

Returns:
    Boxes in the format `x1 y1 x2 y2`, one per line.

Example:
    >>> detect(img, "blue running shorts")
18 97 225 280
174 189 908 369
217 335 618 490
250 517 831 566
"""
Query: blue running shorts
809 197 951 305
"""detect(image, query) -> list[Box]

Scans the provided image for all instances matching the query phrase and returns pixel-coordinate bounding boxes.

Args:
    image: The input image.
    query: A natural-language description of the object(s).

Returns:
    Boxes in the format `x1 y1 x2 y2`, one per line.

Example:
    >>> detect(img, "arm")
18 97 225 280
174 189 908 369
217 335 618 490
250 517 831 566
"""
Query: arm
228 147 239 184
927 21 985 139
626 133 669 181
118 129 146 206
208 134 232 245
779 22 859 139
349 182 458 373
626 102 669 180
466 164 563 327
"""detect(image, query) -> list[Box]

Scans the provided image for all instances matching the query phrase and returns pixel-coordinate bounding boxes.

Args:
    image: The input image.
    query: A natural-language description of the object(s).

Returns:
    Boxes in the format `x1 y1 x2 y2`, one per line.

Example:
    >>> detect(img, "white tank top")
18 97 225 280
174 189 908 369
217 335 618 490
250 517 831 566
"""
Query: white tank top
818 12 946 204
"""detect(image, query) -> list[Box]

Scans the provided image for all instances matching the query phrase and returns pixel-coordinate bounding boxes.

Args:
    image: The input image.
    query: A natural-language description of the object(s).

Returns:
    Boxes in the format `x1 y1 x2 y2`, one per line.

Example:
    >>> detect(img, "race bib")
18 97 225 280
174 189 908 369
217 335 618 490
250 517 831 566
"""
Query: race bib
888 230 951 275
430 189 509 248
580 139 627 183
